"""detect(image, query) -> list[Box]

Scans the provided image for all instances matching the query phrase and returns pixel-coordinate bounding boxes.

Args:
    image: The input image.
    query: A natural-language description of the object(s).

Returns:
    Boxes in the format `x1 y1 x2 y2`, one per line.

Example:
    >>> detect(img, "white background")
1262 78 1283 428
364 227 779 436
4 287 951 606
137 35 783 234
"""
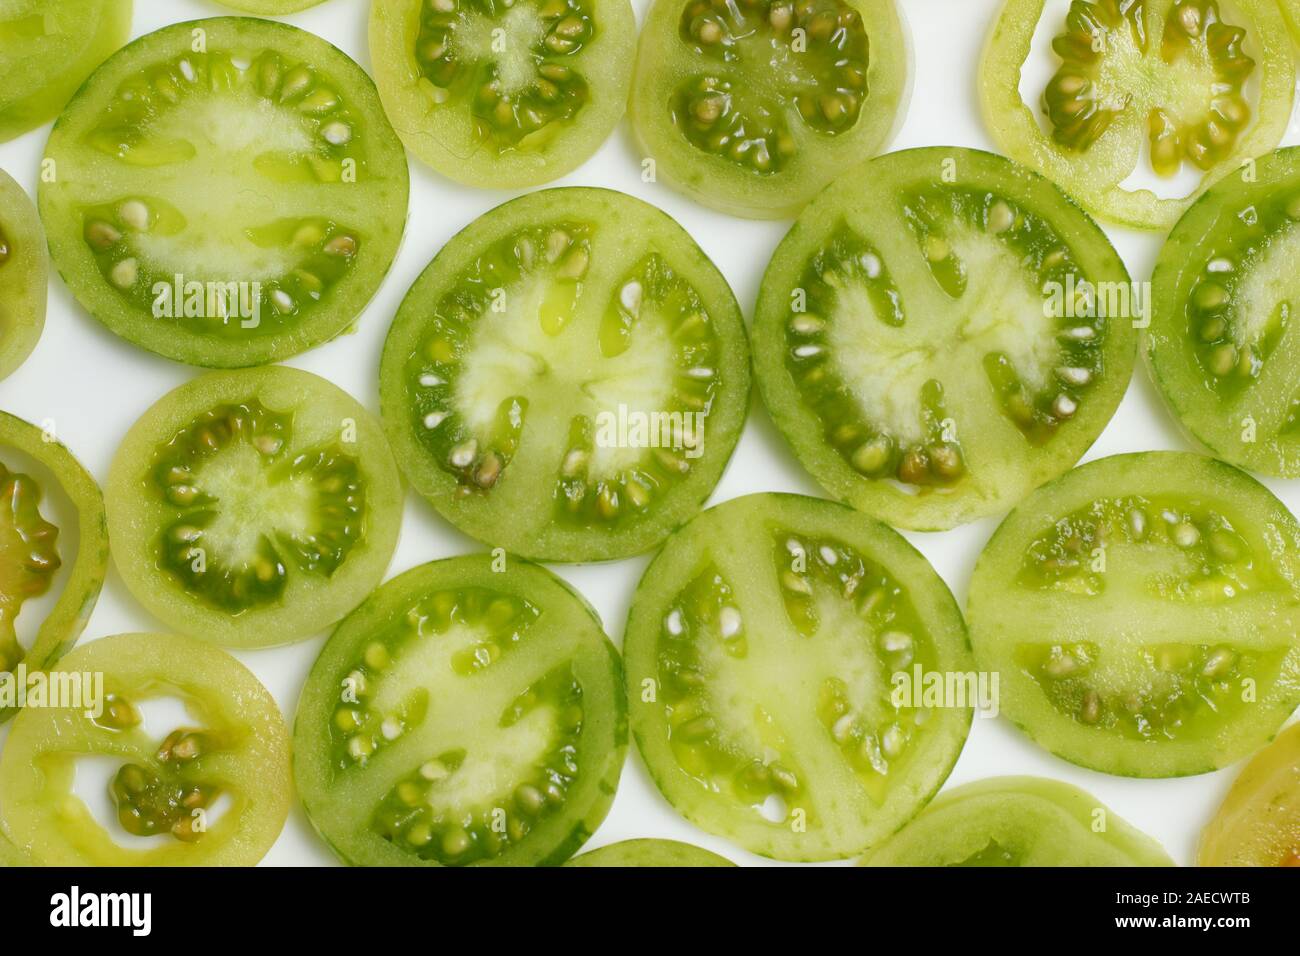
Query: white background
2 0 1296 866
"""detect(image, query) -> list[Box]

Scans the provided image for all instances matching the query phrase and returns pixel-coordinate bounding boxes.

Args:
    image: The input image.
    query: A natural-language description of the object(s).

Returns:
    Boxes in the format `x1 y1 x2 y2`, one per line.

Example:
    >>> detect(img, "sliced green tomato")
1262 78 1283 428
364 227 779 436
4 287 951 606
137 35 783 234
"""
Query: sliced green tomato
39 17 409 368
969 452 1300 778
754 147 1135 531
564 838 734 867
106 366 403 648
980 0 1295 231
624 493 972 862
860 777 1173 866
294 555 626 866
369 0 635 189
631 0 908 219
0 633 291 866
0 168 46 381
1147 147 1300 477
1199 722 1300 866
380 187 750 562
0 411 109 719
0 0 132 143
216 1 328 13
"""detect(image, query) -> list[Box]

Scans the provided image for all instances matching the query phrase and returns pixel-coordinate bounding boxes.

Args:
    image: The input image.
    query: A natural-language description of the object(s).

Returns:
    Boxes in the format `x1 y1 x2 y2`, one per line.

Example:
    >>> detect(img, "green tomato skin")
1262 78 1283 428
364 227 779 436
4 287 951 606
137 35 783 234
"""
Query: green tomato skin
564 838 734 867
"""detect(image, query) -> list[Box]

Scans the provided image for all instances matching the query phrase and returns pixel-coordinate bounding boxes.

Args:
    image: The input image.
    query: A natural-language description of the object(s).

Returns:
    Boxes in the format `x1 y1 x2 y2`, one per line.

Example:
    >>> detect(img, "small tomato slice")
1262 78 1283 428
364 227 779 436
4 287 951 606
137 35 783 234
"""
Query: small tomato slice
0 168 46 381
980 0 1295 229
0 633 292 866
969 452 1300 777
294 555 627 866
860 777 1173 866
0 411 109 720
564 838 734 867
1199 721 1300 866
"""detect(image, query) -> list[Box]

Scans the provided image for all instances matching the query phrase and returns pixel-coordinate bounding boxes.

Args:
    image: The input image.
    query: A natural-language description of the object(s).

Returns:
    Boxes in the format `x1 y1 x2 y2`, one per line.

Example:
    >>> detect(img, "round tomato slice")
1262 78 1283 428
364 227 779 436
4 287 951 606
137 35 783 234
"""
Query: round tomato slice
1199 722 1300 866
39 17 409 368
980 0 1295 230
216 1 328 13
380 187 750 563
369 0 635 189
624 493 972 861
564 838 734 866
1147 147 1300 477
860 777 1173 866
631 0 908 219
0 168 46 381
0 0 132 143
106 366 403 648
0 411 109 720
294 554 626 866
754 147 1135 531
969 452 1300 777
0 632 291 866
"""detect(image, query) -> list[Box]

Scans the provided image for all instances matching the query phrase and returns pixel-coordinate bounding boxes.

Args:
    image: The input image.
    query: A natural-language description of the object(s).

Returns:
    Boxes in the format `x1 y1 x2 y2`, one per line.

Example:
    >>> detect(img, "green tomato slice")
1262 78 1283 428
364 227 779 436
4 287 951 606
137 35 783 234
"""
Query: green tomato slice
1199 722 1300 866
969 452 1300 777
630 0 908 219
0 168 46 381
564 838 734 866
39 16 409 368
217 1 329 13
860 777 1173 866
369 0 635 189
1147 146 1300 477
294 554 627 866
0 632 291 866
754 147 1135 531
624 493 972 861
0 0 132 143
380 187 751 562
0 411 109 720
980 0 1295 230
106 366 403 648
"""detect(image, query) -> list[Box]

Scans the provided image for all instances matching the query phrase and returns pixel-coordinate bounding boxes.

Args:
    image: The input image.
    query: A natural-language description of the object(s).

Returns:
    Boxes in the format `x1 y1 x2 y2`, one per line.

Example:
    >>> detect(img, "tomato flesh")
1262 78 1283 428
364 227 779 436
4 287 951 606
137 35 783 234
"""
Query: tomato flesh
1199 722 1300 866
0 168 46 381
969 452 1300 777
1148 146 1300 477
39 17 409 368
0 0 132 143
0 411 109 720
106 366 403 648
860 777 1173 866
294 555 627 866
631 0 908 219
380 187 750 562
624 493 972 861
369 0 635 188
980 0 1295 230
754 147 1135 531
564 838 734 866
0 633 291 866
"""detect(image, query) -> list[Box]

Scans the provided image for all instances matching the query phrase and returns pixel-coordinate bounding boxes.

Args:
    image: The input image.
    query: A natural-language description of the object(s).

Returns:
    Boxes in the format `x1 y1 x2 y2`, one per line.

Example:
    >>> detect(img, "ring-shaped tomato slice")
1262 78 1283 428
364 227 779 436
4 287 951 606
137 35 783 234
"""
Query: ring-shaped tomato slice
107 366 403 648
0 632 291 866
860 777 1173 866
1199 722 1300 866
39 17 409 368
380 187 751 562
754 147 1135 531
969 452 1300 777
0 168 46 381
624 493 973 861
369 0 635 189
0 0 132 143
564 838 734 866
1147 146 1300 477
631 0 909 219
0 411 109 721
294 554 627 866
980 0 1295 230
